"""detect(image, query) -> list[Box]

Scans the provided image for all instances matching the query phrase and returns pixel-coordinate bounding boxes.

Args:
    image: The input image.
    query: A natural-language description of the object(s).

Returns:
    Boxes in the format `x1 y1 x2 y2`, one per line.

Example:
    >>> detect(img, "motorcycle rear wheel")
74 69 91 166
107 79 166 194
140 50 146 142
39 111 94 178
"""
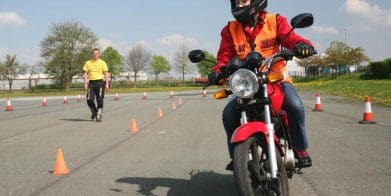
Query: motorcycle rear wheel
233 135 289 196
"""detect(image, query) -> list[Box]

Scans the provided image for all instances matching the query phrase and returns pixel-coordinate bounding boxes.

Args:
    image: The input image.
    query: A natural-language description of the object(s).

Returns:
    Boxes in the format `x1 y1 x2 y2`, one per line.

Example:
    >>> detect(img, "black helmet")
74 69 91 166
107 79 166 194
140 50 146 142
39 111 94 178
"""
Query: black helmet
230 0 268 25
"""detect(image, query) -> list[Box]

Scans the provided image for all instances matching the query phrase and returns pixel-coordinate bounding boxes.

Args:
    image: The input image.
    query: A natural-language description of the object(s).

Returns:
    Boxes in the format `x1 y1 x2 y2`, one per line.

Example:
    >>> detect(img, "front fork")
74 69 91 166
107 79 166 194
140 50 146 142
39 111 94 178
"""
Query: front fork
239 83 280 185
262 85 279 181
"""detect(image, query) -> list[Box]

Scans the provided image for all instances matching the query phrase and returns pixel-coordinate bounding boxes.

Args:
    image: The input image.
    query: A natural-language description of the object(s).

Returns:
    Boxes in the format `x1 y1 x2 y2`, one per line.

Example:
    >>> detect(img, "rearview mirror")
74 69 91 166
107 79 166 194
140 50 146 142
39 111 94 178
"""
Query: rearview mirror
290 13 313 29
188 50 205 63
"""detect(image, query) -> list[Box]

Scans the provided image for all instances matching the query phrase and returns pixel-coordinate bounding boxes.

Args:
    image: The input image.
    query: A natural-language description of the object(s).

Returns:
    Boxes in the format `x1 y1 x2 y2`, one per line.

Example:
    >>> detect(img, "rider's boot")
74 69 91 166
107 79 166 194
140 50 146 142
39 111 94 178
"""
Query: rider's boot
295 150 312 168
96 108 103 122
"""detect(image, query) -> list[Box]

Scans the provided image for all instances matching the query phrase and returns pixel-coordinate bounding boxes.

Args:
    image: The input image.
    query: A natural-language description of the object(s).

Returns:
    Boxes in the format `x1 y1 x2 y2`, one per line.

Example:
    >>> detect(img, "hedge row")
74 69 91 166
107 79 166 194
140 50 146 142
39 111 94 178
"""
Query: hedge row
361 58 391 79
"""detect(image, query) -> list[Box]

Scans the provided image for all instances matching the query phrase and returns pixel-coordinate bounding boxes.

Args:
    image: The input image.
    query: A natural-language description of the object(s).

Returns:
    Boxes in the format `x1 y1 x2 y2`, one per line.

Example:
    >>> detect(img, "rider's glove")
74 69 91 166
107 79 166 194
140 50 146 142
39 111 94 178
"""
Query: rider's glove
294 43 313 58
208 71 221 85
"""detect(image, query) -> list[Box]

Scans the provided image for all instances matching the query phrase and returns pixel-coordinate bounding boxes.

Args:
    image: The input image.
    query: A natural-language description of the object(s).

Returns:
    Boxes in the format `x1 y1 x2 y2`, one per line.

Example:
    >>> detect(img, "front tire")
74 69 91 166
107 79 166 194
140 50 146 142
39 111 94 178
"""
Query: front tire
233 135 289 196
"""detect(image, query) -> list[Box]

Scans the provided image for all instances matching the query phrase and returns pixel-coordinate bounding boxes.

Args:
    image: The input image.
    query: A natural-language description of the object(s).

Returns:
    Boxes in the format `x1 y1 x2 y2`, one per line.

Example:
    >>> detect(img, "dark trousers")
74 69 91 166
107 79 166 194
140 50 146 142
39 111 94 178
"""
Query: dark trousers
222 82 309 158
87 80 105 112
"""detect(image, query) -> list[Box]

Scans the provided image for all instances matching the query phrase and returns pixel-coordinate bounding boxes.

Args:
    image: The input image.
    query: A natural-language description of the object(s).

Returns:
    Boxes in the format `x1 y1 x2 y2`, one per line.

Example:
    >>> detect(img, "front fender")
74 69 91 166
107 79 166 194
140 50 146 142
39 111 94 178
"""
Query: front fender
231 122 279 145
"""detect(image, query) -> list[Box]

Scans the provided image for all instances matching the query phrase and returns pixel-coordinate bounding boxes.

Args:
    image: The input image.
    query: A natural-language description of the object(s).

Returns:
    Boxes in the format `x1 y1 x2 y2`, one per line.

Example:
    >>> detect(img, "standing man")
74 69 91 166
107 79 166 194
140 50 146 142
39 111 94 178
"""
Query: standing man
83 48 109 122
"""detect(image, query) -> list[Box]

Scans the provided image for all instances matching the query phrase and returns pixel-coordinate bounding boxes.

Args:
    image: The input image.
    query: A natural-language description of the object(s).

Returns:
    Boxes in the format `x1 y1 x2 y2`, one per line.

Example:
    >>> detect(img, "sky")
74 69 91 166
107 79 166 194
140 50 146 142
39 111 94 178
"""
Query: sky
1 0 391 68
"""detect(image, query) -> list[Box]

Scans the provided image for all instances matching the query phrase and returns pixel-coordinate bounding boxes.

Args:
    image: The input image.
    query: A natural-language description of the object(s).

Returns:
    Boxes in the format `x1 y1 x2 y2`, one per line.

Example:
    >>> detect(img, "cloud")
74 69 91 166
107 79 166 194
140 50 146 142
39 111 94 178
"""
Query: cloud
0 47 41 64
0 47 12 58
98 37 133 55
123 40 152 54
342 0 391 28
312 25 339 35
134 40 151 49
150 33 200 61
312 41 326 53
17 47 41 64
156 33 198 47
99 34 202 61
106 32 123 40
98 38 120 50
0 12 27 28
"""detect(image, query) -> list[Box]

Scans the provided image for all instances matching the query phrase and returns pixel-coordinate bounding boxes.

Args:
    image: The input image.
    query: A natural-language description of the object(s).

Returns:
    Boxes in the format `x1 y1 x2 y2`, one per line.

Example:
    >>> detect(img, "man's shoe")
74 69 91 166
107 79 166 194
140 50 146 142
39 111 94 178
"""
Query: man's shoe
90 108 97 120
295 150 312 168
96 108 103 122
91 113 97 120
225 160 234 171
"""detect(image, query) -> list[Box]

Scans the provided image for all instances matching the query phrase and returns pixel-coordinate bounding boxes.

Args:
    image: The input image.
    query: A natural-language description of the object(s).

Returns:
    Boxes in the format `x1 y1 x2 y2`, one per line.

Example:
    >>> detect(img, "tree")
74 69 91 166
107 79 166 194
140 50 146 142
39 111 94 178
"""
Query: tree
124 44 151 88
149 55 171 87
40 21 98 91
324 41 353 77
174 43 192 83
0 54 27 90
101 46 123 86
296 41 369 78
296 55 327 77
28 64 43 90
196 50 216 77
363 58 391 79
349 46 370 72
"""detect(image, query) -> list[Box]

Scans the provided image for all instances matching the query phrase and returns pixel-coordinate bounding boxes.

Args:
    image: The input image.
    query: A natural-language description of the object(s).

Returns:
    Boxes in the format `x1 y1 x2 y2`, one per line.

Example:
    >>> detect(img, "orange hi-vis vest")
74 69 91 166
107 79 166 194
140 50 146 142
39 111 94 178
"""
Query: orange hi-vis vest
229 13 292 83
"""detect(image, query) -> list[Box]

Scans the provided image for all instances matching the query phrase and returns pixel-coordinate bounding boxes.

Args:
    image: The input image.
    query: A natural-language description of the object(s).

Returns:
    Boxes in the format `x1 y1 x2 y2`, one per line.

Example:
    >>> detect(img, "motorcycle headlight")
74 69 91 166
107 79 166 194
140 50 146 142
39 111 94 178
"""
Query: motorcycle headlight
229 69 259 98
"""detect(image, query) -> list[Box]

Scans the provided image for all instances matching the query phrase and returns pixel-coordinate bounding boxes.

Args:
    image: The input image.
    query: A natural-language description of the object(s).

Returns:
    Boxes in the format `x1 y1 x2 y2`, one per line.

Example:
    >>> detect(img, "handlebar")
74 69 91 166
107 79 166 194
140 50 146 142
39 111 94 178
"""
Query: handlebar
277 49 317 61
203 49 317 89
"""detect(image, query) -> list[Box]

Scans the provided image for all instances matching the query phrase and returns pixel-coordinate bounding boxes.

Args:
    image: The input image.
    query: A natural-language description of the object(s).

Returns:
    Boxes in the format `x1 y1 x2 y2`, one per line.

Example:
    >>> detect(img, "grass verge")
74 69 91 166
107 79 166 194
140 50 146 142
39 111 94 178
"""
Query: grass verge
294 73 391 106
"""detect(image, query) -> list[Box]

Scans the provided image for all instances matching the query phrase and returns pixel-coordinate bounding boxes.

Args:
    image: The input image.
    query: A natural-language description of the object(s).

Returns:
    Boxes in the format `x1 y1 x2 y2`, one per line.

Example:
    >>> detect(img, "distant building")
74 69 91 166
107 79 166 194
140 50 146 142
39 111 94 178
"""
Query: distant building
286 60 306 78
115 71 148 81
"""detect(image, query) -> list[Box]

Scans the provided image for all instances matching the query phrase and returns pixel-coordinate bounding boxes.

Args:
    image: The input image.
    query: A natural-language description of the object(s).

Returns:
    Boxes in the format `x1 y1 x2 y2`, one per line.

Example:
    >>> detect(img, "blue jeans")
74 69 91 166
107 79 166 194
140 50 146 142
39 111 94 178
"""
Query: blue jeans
222 82 309 158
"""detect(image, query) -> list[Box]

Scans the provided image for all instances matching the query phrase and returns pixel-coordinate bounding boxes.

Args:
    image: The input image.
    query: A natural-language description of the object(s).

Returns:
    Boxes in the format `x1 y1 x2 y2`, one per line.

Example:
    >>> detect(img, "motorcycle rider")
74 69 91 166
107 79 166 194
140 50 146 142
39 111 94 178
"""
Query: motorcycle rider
209 0 314 170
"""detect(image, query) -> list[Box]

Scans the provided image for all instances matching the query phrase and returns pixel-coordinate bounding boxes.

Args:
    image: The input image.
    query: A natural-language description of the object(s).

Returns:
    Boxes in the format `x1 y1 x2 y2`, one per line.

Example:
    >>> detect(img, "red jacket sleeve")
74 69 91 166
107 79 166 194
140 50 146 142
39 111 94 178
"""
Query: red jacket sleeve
213 24 236 72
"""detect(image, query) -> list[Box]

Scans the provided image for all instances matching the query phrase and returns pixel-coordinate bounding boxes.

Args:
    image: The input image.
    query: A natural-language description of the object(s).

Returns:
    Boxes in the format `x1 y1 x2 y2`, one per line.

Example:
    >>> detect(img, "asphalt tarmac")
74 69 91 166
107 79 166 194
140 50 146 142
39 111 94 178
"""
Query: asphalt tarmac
0 90 390 196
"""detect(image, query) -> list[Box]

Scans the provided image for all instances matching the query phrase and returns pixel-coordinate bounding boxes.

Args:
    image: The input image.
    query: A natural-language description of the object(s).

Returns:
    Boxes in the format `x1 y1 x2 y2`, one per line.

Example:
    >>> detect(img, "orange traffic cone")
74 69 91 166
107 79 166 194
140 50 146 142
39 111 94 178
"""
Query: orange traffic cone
202 89 207 97
142 92 147 99
76 94 81 102
169 91 174 98
157 107 163 118
359 96 376 124
313 92 323 112
130 118 138 133
42 97 48 106
172 102 177 110
63 96 69 104
179 98 183 105
114 93 120 100
52 148 69 175
5 97 13 111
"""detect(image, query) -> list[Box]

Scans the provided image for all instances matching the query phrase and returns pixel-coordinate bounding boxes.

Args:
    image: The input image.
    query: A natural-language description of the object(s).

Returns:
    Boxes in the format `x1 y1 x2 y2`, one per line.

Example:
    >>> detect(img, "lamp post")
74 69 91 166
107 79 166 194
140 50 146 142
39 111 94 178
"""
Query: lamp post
166 38 171 87
344 27 350 44
166 38 170 62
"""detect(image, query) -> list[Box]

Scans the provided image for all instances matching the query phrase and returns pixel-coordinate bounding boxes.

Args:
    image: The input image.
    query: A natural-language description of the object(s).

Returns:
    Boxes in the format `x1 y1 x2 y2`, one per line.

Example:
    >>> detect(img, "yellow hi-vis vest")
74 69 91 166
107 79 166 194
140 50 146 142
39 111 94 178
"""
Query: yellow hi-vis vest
229 13 292 83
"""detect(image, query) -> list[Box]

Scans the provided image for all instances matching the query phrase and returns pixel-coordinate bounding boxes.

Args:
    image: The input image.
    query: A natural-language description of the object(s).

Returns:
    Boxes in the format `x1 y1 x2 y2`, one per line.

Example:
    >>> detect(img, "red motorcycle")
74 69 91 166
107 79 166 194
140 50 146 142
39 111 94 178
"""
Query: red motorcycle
189 13 316 196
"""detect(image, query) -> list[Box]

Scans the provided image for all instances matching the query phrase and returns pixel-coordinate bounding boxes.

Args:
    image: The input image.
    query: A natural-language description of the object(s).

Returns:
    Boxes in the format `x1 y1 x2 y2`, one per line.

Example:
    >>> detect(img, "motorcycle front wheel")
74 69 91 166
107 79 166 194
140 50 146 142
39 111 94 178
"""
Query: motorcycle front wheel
233 135 289 196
